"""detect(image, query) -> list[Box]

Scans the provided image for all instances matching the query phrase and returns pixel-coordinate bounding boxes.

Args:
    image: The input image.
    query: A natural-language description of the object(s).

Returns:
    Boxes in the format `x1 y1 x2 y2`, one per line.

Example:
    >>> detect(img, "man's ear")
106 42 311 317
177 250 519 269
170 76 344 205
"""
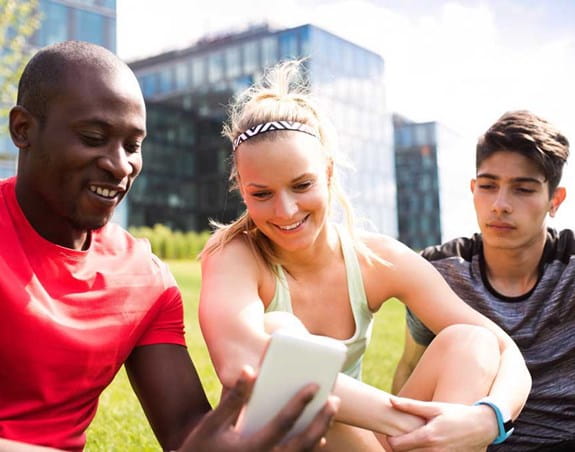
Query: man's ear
9 106 35 149
549 186 567 217
470 178 476 193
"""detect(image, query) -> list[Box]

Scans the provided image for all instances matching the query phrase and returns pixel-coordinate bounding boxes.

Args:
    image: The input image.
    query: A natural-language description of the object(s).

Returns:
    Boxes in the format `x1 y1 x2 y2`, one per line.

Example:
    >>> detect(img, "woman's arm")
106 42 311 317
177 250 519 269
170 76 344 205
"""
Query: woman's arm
199 237 424 436
199 237 270 389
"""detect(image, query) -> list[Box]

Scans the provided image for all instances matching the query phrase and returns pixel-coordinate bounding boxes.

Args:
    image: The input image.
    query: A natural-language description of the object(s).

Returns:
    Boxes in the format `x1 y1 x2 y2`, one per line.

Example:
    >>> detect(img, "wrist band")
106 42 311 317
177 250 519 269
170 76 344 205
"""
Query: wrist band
474 396 515 444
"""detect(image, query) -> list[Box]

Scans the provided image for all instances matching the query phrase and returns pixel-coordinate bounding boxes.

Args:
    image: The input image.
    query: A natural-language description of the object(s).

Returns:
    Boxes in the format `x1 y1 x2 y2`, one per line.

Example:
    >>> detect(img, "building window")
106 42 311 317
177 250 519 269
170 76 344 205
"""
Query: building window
191 56 206 87
104 16 116 50
140 73 157 97
262 36 277 67
38 0 68 46
279 32 298 59
175 62 188 90
225 45 242 78
243 40 259 73
75 9 104 45
208 51 224 83
158 67 173 93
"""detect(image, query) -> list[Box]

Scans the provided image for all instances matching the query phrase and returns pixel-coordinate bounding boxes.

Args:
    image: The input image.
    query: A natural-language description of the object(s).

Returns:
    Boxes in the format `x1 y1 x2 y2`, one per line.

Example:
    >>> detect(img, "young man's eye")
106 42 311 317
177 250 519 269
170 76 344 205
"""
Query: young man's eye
478 184 496 190
516 187 535 194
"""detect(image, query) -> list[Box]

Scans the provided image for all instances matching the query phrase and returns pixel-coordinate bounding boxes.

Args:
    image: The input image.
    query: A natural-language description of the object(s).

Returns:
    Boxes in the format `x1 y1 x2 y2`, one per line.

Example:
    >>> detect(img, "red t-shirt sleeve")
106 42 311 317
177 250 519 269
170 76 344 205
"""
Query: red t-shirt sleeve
136 264 187 347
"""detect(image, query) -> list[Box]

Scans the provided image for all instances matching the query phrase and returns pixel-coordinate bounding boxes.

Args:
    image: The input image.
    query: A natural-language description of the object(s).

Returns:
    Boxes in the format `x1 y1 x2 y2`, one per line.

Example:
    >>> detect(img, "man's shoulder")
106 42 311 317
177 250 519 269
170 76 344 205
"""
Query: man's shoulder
93 223 175 284
420 234 482 263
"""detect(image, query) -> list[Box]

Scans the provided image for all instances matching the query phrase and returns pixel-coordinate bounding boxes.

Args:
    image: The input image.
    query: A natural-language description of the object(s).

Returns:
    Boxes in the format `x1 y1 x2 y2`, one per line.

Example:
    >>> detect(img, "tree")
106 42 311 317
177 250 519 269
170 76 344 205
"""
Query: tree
0 0 40 119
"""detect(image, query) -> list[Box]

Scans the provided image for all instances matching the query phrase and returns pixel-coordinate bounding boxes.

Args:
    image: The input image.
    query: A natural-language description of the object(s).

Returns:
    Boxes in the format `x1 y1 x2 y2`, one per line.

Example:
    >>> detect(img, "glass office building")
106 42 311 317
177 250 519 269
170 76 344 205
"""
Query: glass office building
130 24 396 235
0 0 117 168
393 114 474 250
32 0 116 50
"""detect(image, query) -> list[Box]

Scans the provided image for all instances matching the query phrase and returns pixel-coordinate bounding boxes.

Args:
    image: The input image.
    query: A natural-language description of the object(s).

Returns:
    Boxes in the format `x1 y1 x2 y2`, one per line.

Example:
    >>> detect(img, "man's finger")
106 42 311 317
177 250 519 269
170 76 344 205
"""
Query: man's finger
246 383 319 449
206 366 257 429
281 395 340 451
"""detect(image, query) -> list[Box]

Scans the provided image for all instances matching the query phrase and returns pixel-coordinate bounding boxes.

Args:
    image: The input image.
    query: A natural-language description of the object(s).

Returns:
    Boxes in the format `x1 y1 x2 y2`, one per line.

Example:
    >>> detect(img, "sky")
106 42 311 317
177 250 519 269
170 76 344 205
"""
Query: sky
117 0 575 230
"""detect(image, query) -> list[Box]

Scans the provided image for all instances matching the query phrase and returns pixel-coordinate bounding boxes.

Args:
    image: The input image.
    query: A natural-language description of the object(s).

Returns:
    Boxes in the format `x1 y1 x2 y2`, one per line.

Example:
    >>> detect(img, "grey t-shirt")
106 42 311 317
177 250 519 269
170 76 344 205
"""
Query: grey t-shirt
407 229 575 451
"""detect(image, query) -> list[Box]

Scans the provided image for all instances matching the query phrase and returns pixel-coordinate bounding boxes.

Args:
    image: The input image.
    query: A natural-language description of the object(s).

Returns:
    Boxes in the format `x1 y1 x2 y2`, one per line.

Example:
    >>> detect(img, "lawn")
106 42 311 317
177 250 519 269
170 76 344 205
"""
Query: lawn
85 260 407 451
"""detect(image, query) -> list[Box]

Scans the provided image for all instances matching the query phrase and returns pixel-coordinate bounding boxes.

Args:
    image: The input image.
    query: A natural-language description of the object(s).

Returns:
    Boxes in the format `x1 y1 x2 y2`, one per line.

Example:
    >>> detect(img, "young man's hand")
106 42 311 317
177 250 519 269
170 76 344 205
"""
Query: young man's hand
387 397 496 451
178 366 339 452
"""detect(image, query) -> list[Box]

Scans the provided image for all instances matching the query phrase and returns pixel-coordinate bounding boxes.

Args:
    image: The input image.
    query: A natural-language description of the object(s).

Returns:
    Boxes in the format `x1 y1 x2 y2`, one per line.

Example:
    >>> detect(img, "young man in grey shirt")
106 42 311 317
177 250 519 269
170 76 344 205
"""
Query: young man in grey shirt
392 110 574 451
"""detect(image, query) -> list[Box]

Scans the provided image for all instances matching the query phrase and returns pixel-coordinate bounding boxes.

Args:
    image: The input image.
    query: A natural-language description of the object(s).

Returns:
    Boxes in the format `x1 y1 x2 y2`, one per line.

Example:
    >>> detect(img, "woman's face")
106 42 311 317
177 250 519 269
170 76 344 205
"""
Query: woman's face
236 132 332 254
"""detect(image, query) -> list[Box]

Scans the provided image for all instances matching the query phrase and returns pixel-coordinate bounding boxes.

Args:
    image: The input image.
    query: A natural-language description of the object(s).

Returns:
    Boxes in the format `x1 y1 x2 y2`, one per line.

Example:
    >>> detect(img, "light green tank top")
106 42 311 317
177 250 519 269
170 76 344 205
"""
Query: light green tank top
266 225 373 380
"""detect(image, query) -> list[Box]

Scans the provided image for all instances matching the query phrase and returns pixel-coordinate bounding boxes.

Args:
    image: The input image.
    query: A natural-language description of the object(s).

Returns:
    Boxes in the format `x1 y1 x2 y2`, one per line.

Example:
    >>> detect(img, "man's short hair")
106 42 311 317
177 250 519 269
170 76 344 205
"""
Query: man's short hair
476 110 569 194
17 41 126 123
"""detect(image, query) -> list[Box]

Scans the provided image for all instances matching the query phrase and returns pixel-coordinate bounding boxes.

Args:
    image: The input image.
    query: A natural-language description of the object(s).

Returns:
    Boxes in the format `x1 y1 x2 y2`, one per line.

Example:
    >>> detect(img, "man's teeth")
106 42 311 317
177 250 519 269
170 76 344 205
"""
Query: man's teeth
90 185 118 199
279 218 305 230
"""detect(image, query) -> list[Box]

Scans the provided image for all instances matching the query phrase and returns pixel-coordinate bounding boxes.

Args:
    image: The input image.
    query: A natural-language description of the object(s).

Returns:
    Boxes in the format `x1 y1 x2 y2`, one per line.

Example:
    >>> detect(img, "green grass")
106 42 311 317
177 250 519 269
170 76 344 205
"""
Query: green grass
85 260 407 451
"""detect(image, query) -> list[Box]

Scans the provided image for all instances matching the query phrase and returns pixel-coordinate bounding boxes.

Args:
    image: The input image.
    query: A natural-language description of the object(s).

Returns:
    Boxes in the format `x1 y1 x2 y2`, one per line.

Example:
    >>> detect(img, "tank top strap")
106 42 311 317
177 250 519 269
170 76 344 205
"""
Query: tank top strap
266 264 293 313
336 224 370 315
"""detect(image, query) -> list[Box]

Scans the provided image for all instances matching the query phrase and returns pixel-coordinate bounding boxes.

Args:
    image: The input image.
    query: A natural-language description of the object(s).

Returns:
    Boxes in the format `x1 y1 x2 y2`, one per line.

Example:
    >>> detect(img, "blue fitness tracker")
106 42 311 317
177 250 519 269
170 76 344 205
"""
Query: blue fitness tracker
474 397 515 444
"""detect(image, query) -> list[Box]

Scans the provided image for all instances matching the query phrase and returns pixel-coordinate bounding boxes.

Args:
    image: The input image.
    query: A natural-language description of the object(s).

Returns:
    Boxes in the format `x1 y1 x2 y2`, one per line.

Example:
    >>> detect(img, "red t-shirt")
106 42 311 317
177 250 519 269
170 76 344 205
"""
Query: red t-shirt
0 178 186 451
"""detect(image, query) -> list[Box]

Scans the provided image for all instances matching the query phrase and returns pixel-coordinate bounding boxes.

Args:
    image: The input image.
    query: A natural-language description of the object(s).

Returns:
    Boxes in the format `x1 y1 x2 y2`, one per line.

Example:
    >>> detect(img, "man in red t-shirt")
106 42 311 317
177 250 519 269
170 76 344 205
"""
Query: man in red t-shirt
0 41 337 452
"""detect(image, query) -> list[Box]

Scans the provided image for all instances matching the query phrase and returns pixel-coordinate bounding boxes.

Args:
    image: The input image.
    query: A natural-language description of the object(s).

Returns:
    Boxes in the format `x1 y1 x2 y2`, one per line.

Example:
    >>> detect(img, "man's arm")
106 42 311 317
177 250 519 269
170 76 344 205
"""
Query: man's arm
125 343 212 451
391 328 428 395
125 343 339 452
178 366 339 452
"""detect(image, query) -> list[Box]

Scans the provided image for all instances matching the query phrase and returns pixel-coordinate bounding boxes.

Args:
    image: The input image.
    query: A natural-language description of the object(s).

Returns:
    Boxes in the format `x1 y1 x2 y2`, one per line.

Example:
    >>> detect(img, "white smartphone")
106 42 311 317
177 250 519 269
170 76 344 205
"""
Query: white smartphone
235 329 347 440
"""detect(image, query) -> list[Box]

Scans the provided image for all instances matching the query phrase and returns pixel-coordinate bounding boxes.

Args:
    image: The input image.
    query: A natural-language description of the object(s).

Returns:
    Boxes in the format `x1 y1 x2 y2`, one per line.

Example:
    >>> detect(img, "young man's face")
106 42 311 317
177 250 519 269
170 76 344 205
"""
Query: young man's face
471 150 565 252
22 62 146 237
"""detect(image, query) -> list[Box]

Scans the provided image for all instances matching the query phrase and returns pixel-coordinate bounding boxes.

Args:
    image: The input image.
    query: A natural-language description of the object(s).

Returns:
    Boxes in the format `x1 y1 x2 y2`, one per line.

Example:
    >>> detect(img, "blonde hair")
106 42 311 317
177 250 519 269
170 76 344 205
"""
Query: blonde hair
201 60 374 271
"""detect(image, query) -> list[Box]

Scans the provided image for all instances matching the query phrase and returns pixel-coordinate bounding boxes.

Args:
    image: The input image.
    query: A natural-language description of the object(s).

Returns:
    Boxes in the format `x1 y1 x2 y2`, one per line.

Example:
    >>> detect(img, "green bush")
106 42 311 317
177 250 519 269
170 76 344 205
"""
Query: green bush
129 224 211 260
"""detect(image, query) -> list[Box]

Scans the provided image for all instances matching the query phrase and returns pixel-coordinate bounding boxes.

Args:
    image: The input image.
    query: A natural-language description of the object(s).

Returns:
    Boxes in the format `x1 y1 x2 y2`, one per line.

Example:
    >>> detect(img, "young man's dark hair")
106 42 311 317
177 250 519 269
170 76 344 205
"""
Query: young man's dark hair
476 110 569 195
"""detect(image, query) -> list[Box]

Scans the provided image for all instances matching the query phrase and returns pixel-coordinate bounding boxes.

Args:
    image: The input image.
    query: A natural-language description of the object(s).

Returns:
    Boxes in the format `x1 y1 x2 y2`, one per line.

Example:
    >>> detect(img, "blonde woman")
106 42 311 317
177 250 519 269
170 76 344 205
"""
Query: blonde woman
199 61 530 451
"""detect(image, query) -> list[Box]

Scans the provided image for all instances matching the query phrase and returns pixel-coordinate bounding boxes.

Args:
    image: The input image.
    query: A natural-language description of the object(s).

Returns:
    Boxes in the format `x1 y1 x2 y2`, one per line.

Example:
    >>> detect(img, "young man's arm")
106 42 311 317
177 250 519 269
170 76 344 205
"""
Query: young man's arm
391 329 428 395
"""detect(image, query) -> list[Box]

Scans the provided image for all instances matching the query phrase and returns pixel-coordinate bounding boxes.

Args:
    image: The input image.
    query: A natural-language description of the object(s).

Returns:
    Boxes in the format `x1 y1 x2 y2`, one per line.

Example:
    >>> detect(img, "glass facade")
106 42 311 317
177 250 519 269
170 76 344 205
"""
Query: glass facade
128 104 239 231
393 115 474 250
307 26 394 236
130 24 396 235
393 117 441 250
33 0 116 49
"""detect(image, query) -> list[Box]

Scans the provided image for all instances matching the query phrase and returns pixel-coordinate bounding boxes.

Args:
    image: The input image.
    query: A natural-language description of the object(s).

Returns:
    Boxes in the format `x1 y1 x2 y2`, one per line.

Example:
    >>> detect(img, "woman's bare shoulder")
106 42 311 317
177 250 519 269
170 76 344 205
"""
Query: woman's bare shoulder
357 229 415 263
202 232 271 280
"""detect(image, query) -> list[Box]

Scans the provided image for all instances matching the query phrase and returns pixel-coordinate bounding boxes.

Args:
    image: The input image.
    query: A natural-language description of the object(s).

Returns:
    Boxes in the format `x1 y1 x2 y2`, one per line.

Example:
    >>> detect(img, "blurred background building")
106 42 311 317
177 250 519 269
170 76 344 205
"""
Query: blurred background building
128 24 396 235
0 3 478 248
393 114 474 250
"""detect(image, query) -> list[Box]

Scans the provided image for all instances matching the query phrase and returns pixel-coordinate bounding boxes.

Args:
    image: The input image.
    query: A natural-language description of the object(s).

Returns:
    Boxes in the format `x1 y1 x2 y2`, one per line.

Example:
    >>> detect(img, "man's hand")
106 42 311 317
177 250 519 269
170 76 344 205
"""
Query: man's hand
386 397 497 452
178 366 339 452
